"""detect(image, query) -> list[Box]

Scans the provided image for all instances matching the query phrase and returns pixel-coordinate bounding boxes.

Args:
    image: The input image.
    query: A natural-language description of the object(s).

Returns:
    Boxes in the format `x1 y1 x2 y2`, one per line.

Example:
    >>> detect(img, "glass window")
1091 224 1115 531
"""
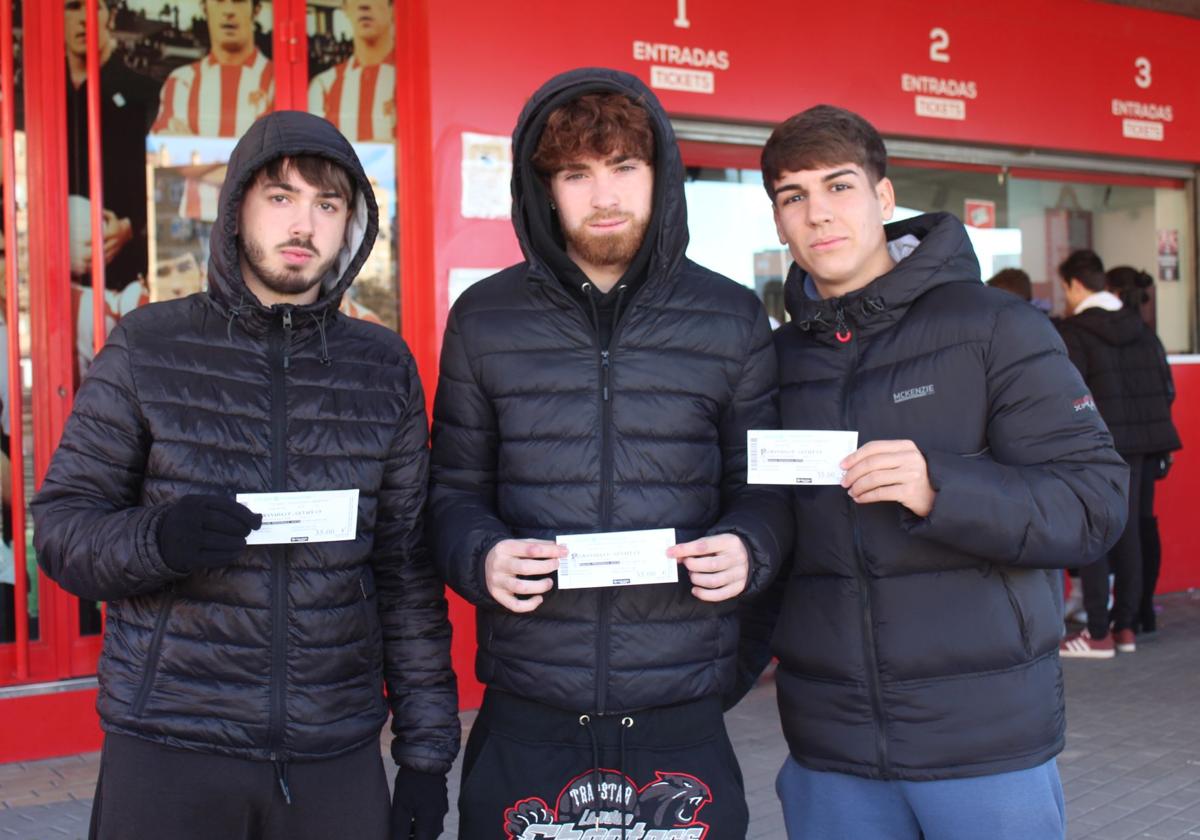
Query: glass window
2 0 36 645
684 157 1195 353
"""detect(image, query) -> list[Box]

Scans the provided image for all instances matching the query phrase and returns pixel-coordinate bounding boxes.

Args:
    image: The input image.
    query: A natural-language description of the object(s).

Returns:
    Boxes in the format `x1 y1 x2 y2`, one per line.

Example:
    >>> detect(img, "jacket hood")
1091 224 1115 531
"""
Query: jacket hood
783 212 980 343
1066 305 1145 346
207 110 379 328
510 67 689 295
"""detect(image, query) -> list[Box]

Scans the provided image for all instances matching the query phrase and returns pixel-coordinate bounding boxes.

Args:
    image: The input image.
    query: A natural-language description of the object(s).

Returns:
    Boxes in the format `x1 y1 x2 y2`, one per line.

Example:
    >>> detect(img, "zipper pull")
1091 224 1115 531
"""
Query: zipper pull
601 350 611 401
281 309 293 370
359 578 368 599
833 300 852 344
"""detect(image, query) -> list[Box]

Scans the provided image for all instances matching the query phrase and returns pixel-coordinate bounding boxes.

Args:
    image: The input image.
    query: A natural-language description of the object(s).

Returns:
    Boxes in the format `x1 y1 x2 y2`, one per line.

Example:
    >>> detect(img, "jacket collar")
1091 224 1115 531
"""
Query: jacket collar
783 212 981 345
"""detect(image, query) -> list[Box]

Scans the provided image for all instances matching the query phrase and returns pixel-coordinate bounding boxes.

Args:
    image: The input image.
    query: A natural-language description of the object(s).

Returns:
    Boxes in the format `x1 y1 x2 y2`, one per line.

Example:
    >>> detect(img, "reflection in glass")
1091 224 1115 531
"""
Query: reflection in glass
307 0 399 330
127 0 274 138
2 0 37 644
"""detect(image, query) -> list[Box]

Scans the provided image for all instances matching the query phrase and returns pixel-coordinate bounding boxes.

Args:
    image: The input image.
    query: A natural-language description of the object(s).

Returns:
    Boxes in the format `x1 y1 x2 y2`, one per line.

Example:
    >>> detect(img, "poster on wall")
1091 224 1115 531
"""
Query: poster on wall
308 0 396 144
1157 229 1180 281
461 132 513 220
305 0 400 329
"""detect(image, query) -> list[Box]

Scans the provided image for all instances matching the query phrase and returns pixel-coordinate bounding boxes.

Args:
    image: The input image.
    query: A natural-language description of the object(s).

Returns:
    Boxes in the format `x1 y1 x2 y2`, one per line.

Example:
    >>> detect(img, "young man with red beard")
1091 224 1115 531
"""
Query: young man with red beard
429 68 791 838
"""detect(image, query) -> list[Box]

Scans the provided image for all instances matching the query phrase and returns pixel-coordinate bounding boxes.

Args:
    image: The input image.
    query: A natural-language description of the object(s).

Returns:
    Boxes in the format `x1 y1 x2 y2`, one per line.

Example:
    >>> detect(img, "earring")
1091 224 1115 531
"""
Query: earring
549 201 556 210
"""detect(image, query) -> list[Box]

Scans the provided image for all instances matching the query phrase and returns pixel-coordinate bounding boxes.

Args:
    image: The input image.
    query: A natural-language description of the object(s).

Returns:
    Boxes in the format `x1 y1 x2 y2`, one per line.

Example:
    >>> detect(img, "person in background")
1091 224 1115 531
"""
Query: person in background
1105 265 1182 636
1056 250 1174 658
986 267 1032 302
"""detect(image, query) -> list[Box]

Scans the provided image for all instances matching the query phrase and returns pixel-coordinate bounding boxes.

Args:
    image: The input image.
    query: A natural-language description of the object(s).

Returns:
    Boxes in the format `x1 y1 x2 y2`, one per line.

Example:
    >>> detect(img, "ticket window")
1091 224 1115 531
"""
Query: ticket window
683 159 1195 353
889 165 1195 353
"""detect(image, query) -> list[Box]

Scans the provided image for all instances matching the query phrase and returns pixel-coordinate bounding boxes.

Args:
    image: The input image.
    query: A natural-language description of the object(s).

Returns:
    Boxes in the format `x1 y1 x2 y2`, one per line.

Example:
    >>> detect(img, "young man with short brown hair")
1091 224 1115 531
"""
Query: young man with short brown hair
747 104 1128 839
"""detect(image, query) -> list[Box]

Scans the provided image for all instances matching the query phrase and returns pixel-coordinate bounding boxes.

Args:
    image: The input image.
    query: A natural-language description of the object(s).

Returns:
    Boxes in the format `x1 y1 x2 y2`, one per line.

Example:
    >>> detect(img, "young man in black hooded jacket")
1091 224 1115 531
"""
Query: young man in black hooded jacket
742 105 1128 838
430 67 790 838
33 111 458 840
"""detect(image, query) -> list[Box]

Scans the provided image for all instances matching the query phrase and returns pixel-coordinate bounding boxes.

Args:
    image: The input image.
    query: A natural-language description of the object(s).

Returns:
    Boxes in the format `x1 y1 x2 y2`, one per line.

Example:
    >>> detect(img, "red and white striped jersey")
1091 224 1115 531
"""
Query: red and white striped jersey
308 52 395 143
152 50 274 137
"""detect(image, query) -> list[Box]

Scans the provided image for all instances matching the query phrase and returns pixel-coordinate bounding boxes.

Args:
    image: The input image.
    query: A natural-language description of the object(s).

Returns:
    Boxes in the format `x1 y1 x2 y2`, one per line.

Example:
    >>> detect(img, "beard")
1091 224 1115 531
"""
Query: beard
562 211 650 268
239 234 338 299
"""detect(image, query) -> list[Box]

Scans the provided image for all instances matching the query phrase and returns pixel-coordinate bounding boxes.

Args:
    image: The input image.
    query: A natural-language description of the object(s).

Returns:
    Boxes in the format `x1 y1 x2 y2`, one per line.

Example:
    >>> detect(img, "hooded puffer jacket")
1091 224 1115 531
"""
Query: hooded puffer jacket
1057 307 1181 456
768 212 1128 780
33 111 459 774
429 68 791 715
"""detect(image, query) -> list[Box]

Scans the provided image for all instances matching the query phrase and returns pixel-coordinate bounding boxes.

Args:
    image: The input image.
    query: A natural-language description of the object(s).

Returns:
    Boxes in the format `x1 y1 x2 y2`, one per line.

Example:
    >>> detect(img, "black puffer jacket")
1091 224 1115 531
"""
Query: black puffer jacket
33 111 459 774
1057 307 1181 456
429 68 790 715
767 213 1127 780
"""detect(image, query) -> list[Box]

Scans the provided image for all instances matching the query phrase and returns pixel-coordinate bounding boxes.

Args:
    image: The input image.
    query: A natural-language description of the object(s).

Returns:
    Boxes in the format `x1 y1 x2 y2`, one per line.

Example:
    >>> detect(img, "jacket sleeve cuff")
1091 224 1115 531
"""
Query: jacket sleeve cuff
133 504 190 586
900 449 1026 561
706 512 784 598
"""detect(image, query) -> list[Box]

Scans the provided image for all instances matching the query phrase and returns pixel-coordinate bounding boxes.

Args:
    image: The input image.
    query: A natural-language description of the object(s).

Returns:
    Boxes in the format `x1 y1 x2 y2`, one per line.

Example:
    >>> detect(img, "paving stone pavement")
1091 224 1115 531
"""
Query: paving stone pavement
2 590 1199 839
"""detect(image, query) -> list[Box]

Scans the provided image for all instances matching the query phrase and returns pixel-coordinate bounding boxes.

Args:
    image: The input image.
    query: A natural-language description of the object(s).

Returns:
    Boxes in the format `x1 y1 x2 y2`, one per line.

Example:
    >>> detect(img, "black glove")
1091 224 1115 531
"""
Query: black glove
158 495 261 573
391 768 448 840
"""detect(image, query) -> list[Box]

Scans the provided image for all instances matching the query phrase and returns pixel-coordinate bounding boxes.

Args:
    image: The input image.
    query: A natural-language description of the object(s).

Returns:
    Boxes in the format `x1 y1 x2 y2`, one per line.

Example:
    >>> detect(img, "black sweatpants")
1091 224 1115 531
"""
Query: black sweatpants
1083 453 1145 638
459 688 748 839
89 733 390 840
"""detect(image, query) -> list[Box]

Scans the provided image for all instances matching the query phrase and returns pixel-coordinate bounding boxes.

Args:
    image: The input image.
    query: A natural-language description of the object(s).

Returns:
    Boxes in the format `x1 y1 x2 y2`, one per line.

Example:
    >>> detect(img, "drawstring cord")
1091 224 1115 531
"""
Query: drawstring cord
225 294 256 342
272 757 292 805
797 310 827 333
581 282 601 332
310 309 332 366
611 283 629 333
579 715 602 829
579 713 635 837
798 295 882 337
619 715 634 840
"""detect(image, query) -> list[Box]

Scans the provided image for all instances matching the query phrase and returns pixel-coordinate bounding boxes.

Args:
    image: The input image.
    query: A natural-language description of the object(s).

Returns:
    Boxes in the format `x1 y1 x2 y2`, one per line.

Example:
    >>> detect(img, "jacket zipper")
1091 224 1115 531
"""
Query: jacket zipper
268 308 291 776
836 302 890 776
596 347 613 714
131 590 176 716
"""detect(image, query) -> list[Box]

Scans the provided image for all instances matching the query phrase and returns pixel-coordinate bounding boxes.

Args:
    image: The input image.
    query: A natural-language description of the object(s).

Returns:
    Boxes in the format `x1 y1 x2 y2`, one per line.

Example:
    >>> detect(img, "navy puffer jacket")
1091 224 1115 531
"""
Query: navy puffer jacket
32 111 459 774
429 68 791 715
765 213 1128 780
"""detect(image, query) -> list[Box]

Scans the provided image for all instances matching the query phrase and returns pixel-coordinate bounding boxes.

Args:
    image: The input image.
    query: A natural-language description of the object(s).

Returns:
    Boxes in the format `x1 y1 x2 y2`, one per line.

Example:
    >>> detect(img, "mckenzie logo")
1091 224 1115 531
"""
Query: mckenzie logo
893 384 935 404
504 768 713 839
1073 395 1098 413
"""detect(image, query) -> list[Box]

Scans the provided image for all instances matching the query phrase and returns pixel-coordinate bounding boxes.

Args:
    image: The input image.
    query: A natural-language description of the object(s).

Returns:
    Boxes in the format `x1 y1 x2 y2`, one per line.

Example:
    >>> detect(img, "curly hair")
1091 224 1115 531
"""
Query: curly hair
532 93 655 177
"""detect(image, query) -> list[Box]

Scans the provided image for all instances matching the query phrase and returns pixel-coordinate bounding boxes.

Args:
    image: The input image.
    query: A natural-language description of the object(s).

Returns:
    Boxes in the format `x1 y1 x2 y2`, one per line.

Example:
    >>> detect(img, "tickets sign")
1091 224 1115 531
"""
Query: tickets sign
429 0 1198 162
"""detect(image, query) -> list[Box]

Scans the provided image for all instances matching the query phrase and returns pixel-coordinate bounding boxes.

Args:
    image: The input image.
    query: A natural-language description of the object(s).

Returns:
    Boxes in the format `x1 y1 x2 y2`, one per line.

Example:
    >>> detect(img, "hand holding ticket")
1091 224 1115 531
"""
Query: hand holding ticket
236 489 359 545
747 430 859 485
555 529 677 590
